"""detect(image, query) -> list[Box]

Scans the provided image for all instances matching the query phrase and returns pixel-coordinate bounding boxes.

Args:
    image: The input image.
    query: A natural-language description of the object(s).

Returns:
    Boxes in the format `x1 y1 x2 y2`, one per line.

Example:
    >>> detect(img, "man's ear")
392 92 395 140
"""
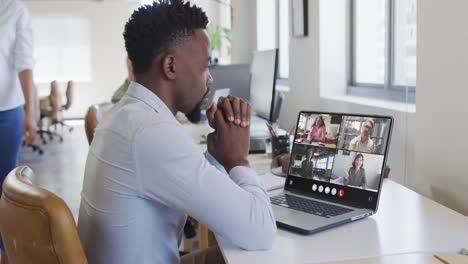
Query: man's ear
162 54 176 80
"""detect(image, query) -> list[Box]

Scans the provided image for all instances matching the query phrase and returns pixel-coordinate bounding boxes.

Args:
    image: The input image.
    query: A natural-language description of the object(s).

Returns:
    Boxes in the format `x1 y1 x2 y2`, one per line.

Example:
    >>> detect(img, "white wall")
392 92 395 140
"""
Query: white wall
231 0 257 64
280 0 415 187
279 0 320 128
416 0 468 216
25 0 130 118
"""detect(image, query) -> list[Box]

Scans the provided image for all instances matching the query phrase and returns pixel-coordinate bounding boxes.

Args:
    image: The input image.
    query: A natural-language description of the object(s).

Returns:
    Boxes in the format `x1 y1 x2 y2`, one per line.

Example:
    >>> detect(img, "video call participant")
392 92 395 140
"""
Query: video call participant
77 1 276 264
299 148 314 178
344 153 367 189
349 119 375 153
307 115 326 143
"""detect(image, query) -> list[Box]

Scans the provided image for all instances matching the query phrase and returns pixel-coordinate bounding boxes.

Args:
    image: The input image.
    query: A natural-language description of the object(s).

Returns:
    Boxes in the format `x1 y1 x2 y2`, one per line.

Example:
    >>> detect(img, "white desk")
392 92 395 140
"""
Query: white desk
217 180 468 263
183 119 468 263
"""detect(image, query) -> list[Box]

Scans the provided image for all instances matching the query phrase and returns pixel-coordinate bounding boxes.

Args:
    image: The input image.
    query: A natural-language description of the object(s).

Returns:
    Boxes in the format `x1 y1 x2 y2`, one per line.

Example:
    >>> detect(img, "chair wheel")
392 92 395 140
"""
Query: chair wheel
39 150 44 155
69 127 74 132
60 137 63 142
43 140 47 144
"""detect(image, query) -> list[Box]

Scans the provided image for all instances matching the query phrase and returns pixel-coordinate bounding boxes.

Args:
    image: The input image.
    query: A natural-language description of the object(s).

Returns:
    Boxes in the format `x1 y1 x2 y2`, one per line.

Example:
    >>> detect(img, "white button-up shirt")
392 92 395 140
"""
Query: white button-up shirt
0 0 33 111
77 82 276 264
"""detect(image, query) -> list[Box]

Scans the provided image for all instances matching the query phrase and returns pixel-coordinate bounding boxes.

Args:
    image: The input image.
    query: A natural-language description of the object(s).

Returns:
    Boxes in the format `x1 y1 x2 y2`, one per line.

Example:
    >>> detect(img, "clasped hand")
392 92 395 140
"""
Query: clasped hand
206 96 252 172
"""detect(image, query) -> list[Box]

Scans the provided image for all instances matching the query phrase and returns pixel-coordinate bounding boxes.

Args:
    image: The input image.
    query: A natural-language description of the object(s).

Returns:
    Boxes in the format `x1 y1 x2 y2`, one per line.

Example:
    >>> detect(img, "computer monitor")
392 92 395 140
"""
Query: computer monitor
207 64 251 101
249 49 279 122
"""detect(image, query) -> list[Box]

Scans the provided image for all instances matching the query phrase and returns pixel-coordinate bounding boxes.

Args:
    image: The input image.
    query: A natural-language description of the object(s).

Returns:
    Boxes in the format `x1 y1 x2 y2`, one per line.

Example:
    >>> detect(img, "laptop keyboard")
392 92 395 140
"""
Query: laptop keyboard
270 194 353 218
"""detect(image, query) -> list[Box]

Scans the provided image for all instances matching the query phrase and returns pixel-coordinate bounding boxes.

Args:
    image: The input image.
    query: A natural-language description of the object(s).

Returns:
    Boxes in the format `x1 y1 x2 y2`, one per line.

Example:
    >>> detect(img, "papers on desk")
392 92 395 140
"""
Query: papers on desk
434 253 468 264
260 171 286 191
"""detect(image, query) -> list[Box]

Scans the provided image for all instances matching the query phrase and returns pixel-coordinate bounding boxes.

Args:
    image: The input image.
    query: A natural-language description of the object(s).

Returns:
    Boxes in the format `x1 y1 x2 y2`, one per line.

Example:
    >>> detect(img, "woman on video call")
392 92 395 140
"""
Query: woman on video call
344 153 367 189
307 116 326 143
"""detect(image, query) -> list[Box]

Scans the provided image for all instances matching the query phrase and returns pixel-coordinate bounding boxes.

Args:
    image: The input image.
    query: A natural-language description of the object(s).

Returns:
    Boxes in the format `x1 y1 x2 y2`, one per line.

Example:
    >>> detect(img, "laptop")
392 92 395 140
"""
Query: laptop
270 111 393 234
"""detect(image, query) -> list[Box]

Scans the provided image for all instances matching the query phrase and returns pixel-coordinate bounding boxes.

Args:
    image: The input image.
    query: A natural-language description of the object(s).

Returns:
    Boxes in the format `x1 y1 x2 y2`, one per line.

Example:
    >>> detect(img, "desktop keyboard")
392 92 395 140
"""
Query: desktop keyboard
270 194 353 218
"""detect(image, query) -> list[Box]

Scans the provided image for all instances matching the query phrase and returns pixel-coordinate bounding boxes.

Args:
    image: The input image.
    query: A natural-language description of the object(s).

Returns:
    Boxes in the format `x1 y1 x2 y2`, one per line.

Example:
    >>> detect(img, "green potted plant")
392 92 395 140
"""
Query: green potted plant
206 24 232 64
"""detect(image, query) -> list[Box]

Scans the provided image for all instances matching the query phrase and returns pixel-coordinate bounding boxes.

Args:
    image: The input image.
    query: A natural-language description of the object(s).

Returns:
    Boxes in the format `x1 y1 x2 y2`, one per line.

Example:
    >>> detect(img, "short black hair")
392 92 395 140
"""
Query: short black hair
123 0 209 74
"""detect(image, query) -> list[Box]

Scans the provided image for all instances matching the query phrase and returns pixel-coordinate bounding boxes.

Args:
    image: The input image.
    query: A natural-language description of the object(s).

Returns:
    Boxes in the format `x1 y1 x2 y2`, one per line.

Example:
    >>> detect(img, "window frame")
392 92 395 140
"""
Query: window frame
348 0 415 103
276 0 289 81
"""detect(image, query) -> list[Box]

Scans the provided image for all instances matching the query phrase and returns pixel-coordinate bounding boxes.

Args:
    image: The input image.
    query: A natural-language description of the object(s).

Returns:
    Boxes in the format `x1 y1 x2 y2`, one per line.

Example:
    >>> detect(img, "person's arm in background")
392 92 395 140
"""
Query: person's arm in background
18 70 36 145
15 5 36 145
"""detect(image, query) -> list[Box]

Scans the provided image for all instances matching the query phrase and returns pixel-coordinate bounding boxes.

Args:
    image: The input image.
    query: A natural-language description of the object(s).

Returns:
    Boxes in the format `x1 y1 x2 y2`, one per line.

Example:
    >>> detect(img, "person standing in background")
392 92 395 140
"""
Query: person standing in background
0 0 37 263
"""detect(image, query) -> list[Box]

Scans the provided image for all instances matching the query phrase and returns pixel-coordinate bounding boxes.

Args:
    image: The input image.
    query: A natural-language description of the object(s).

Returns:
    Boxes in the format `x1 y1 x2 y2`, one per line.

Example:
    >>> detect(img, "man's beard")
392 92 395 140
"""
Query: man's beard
186 87 211 123
186 105 202 123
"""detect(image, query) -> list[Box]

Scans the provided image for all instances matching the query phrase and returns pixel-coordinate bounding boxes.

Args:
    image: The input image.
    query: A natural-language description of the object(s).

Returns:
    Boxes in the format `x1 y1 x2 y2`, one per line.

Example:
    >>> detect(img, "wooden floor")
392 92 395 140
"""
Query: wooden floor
19 121 88 221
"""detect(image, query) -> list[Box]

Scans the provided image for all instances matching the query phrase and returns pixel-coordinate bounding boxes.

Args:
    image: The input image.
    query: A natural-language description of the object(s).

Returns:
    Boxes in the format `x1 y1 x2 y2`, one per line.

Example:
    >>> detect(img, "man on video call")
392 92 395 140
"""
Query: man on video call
76 1 276 263
349 119 376 153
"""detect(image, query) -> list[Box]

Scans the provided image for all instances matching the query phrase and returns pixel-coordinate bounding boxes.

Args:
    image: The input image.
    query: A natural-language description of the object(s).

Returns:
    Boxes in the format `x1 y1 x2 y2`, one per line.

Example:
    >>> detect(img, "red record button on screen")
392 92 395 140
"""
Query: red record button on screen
338 189 345 198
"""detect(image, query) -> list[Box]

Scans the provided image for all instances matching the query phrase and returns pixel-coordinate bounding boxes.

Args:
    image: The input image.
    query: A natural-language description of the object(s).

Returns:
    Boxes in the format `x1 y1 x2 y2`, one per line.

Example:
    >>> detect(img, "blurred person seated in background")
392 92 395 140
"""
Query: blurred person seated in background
111 57 134 103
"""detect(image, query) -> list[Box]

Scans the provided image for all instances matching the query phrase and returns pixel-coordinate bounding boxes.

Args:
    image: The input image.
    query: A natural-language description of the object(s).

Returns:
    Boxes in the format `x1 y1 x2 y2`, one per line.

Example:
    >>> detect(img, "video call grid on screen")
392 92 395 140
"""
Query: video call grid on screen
289 112 392 192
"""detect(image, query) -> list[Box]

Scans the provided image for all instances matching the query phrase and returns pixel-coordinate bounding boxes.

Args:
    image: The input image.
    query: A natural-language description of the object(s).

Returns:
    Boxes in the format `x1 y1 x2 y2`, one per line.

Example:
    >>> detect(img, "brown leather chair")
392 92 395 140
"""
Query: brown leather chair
84 102 113 145
0 167 87 264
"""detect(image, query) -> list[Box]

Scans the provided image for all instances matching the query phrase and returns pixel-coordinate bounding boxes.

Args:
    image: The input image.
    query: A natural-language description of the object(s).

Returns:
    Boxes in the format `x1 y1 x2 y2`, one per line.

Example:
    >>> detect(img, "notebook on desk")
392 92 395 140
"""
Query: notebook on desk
270 111 393 234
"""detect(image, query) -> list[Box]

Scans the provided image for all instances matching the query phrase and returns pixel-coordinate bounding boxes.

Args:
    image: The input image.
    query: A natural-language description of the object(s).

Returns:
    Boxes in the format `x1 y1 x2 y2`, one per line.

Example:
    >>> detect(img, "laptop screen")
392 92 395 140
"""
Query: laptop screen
286 111 393 211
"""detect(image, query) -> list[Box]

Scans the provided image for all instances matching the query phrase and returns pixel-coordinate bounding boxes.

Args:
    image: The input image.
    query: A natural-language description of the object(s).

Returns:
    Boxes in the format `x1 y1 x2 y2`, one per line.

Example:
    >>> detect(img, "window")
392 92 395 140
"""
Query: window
33 17 91 83
350 0 416 102
257 0 289 79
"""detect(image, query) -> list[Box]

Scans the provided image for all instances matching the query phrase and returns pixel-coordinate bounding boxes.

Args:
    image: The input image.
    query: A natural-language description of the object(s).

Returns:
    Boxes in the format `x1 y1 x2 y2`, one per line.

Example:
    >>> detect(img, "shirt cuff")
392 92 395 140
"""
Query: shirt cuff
204 151 227 175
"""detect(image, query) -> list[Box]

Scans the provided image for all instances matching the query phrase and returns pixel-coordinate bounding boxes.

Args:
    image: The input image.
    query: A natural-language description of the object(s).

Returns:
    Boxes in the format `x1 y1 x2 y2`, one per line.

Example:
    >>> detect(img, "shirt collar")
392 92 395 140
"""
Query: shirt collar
126 81 178 123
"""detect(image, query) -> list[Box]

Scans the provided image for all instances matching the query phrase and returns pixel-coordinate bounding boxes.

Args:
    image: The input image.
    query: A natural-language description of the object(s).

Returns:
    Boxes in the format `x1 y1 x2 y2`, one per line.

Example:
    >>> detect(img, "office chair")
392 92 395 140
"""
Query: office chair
0 166 87 264
84 102 113 144
52 80 74 132
38 81 63 143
